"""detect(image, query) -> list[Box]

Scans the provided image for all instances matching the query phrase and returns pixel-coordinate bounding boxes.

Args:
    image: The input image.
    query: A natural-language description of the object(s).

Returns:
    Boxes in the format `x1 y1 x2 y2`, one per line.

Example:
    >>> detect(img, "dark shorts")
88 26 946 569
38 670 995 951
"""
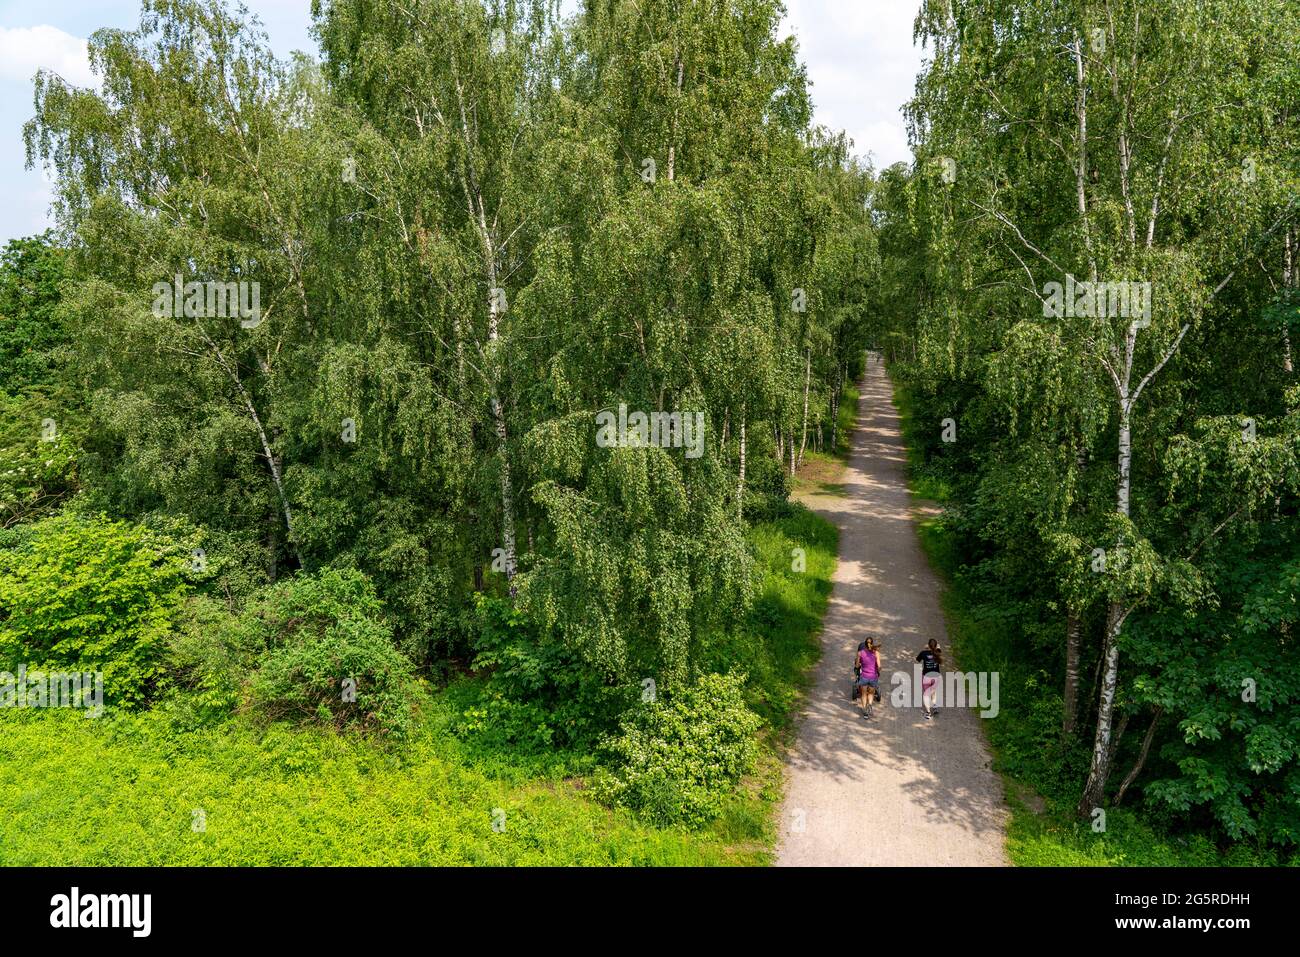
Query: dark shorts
856 677 879 689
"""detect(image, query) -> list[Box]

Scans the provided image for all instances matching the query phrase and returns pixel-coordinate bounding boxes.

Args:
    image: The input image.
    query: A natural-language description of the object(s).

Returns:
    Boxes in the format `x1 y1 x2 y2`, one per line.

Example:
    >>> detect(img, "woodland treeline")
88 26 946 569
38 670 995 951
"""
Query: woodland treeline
876 0 1299 845
9 0 873 689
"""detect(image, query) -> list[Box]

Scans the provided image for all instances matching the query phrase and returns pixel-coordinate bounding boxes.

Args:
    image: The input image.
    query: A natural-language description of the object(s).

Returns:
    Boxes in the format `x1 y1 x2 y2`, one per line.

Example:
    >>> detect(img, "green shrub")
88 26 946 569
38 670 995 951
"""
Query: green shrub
451 594 631 754
0 391 81 527
240 568 421 739
741 437 795 523
597 671 761 827
0 512 190 706
162 594 247 725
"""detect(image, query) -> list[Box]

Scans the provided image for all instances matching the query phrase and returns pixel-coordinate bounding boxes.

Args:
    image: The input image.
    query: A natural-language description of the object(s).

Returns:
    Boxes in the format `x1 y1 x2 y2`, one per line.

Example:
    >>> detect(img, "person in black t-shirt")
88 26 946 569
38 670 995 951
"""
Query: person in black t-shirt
916 639 942 719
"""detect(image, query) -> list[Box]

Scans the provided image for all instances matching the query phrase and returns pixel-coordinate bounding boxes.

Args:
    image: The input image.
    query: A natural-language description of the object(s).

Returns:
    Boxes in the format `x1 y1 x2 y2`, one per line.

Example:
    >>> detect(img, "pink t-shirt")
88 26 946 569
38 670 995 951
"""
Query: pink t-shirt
858 648 878 680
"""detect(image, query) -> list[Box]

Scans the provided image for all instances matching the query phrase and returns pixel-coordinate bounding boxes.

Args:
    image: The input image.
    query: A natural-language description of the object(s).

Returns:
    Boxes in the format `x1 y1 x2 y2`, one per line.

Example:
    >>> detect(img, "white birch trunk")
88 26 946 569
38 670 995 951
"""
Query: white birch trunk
1285 228 1294 374
797 348 811 469
737 412 747 522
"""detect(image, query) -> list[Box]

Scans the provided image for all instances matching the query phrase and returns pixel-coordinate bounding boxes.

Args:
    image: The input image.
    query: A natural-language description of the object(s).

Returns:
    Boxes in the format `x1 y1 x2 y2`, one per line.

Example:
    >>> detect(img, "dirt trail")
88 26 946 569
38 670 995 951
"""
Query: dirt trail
776 353 1008 867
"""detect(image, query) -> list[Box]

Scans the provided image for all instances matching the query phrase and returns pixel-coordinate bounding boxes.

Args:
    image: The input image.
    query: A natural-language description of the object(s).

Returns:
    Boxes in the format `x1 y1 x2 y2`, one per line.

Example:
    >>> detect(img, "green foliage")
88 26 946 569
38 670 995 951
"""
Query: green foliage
0 502 833 863
704 508 837 736
916 508 1292 866
0 708 753 865
450 594 632 756
881 0 1300 847
166 566 423 738
10 0 861 863
0 234 79 528
0 512 190 707
0 234 66 394
0 390 81 527
239 569 422 739
596 672 762 827
163 595 245 723
22 0 873 674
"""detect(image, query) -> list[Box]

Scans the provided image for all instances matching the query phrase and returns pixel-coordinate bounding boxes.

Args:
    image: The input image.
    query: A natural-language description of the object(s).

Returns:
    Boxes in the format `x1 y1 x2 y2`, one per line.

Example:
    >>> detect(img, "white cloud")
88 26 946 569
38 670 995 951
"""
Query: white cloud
782 0 928 169
0 25 95 88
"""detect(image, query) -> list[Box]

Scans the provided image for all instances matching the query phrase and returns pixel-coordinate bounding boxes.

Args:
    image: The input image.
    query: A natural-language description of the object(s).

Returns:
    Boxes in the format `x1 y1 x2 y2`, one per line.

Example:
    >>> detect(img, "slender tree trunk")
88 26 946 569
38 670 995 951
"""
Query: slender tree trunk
452 57 517 590
1079 397 1134 814
1108 708 1131 770
1079 601 1127 814
190 319 297 559
1115 405 1132 517
1073 35 1098 281
491 434 518 587
797 349 811 468
255 422 295 552
491 396 519 585
479 229 517 589
1062 609 1082 736
1285 227 1294 374
221 354 295 552
667 54 683 183
1063 437 1090 737
737 412 747 522
478 222 516 590
1085 644 1104 730
830 365 841 452
1115 706 1163 806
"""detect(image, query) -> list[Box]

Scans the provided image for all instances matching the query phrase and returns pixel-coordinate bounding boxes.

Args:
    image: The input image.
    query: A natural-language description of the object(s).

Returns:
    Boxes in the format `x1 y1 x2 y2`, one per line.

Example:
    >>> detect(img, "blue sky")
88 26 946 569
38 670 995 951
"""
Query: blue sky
0 0 925 245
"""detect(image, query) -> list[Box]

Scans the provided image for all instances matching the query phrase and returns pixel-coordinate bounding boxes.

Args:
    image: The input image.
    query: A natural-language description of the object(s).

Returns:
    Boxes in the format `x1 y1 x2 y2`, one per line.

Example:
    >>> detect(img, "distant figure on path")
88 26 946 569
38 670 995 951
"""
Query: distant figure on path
916 639 943 720
856 637 881 719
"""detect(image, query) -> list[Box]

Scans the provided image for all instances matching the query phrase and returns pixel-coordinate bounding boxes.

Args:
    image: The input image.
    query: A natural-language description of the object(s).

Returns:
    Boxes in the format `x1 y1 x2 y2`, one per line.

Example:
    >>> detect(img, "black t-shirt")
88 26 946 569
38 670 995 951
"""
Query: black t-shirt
916 649 941 674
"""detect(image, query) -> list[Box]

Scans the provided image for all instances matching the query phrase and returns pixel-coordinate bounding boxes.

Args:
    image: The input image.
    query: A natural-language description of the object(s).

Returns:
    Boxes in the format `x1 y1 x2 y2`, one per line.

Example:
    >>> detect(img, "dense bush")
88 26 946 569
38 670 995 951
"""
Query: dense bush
741 432 796 523
0 234 66 394
0 512 190 707
238 568 422 739
451 595 632 754
597 671 761 827
0 391 81 527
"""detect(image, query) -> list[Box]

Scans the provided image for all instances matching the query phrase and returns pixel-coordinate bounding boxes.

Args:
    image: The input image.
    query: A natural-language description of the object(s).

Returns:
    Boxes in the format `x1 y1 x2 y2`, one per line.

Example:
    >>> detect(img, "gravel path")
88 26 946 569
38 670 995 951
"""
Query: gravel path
775 353 1008 867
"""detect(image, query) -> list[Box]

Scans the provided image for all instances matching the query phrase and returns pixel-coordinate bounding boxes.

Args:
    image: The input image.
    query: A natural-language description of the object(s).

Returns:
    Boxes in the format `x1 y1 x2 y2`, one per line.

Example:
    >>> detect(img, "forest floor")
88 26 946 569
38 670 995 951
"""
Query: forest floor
776 352 1009 866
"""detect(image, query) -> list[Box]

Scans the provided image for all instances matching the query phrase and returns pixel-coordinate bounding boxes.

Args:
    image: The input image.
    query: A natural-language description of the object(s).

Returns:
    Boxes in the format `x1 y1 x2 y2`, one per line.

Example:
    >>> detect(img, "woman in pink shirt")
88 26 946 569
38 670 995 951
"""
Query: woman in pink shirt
855 637 881 719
